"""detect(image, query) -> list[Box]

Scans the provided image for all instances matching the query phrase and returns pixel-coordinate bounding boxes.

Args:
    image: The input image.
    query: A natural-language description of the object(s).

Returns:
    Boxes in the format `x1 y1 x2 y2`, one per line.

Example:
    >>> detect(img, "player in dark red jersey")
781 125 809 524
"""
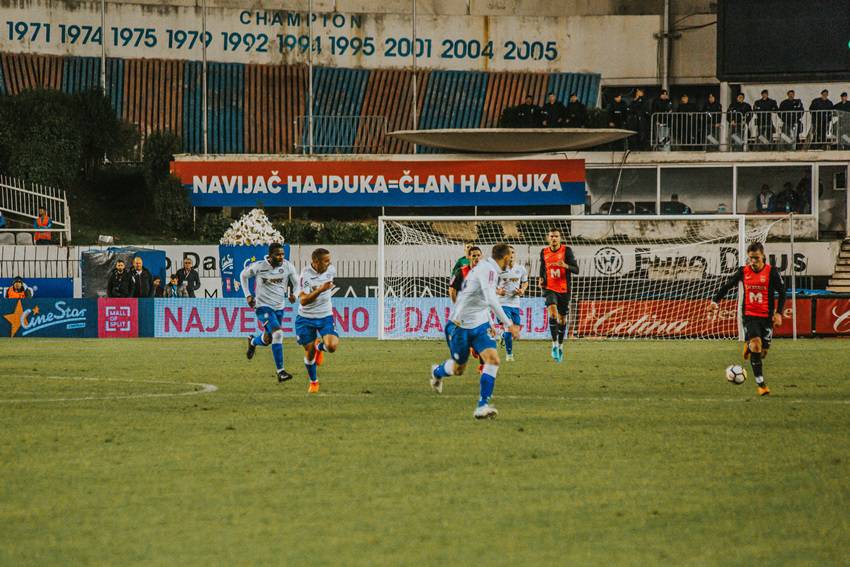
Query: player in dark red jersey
539 228 579 362
709 242 785 396
449 246 482 303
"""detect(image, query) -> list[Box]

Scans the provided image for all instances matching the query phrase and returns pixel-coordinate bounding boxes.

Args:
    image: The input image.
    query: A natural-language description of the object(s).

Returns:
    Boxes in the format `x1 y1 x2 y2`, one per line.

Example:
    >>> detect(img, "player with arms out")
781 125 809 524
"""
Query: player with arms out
539 228 579 362
296 248 339 393
709 242 785 396
430 243 522 419
496 245 528 361
242 243 299 383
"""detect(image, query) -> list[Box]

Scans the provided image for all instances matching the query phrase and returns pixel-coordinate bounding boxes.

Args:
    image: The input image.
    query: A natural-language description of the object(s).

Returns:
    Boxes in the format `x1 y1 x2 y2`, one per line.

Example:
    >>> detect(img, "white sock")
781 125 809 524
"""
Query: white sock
443 359 456 376
755 376 765 385
552 341 558 348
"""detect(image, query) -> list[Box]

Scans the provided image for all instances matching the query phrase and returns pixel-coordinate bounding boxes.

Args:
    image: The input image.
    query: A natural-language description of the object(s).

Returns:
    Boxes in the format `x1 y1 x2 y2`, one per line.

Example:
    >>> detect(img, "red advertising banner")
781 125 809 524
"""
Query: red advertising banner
170 158 586 208
577 299 739 338
773 299 812 337
815 298 850 336
98 298 138 338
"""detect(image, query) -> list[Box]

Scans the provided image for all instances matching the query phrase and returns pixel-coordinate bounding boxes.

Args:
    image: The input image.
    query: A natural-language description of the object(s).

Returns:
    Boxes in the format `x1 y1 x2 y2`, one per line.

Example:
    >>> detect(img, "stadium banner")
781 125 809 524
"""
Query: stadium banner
98 298 139 338
0 1 658 75
774 299 813 337
0 278 73 298
219 244 291 298
0 298 97 338
576 299 739 338
172 159 585 208
814 298 850 336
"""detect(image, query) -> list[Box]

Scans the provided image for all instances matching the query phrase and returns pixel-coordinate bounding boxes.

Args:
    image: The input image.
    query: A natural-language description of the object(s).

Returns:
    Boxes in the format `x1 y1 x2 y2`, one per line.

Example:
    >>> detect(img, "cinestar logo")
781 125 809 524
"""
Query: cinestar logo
104 306 132 332
832 307 850 333
3 300 87 337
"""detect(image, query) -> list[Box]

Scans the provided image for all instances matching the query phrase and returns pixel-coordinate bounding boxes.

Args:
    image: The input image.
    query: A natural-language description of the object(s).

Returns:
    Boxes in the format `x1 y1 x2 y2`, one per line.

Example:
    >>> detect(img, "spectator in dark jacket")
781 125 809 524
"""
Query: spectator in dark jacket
107 260 133 298
835 92 850 112
627 88 649 148
835 92 850 149
810 89 833 145
541 92 566 128
702 93 723 146
564 93 587 128
152 276 164 298
130 256 155 298
516 95 542 128
608 93 628 128
753 89 778 148
674 94 698 147
176 258 201 298
728 93 752 148
778 89 804 143
164 274 189 298
651 90 673 147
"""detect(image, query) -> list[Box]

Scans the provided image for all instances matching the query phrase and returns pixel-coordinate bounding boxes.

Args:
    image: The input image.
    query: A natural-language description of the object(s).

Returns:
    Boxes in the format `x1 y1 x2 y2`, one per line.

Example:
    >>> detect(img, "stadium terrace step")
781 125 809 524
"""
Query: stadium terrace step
827 239 850 292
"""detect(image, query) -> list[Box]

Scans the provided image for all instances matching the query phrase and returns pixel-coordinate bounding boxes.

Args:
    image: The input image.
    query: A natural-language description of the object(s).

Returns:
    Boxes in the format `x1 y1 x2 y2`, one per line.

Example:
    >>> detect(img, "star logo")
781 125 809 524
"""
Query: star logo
3 300 26 337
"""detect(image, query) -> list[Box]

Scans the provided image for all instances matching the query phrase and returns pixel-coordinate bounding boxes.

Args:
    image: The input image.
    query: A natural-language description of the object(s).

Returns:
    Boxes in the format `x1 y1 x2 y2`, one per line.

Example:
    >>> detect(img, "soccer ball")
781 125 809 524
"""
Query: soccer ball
725 365 747 385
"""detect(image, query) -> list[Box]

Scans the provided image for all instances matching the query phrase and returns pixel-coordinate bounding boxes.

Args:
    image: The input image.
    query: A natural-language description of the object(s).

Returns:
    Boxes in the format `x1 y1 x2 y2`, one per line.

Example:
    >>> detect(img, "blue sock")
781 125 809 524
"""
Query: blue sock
305 359 318 382
251 334 266 347
479 372 495 407
271 344 284 371
316 341 326 353
503 331 513 355
432 359 454 379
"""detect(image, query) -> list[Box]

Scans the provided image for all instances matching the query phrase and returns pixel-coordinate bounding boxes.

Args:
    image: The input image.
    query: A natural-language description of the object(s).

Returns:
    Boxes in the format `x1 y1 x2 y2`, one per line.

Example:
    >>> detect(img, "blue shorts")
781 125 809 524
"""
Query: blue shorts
295 314 338 345
255 307 285 333
445 321 496 365
502 306 521 326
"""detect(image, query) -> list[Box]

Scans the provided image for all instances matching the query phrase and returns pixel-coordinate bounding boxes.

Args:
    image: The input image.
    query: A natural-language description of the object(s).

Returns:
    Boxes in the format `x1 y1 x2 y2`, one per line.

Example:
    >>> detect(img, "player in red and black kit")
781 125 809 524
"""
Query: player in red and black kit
539 228 579 362
449 246 481 303
709 242 785 396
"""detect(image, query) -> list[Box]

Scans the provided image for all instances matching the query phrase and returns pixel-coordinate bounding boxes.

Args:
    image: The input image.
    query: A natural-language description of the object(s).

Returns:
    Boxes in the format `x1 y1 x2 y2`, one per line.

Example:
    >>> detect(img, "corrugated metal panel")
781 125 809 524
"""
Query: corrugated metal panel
207 62 245 154
306 66 369 153
107 58 124 116
61 56 99 93
357 69 429 154
244 63 307 154
122 59 184 146
479 72 548 128
183 61 203 153
0 57 5 95
547 72 601 108
419 71 488 152
0 53 63 95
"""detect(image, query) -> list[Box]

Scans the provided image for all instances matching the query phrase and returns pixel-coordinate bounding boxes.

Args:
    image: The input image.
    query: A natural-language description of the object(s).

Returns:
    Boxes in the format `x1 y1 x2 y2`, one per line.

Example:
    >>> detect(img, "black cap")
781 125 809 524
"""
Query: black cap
13 276 23 283
841 92 848 98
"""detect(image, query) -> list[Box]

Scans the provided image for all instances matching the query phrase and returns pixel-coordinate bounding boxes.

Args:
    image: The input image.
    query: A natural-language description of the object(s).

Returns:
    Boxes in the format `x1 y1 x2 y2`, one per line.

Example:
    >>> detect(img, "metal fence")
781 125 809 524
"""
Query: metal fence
651 109 850 151
0 174 71 243
295 115 388 154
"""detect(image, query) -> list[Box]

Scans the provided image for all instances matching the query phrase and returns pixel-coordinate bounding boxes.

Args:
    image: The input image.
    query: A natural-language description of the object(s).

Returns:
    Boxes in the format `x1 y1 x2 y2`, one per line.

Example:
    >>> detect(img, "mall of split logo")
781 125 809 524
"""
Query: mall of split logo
3 300 87 337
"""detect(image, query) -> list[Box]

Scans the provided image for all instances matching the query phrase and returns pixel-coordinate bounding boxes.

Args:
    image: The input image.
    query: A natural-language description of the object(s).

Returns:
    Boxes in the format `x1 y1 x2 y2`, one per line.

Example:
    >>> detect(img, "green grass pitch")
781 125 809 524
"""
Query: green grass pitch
0 338 848 565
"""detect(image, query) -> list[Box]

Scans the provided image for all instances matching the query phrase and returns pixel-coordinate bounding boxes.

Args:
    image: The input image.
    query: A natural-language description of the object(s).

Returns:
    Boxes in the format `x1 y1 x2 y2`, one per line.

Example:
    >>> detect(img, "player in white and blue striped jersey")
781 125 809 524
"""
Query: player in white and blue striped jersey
430 243 521 419
496 246 528 362
241 243 299 383
296 248 339 394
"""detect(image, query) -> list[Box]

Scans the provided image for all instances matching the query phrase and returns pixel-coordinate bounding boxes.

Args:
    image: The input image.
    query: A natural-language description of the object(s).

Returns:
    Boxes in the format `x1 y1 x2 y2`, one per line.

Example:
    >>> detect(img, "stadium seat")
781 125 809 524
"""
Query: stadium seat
15 233 33 245
0 232 15 245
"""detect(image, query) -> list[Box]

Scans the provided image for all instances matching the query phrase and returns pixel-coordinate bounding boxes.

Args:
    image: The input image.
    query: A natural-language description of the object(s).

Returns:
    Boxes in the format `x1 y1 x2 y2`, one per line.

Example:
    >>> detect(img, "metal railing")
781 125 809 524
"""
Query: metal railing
0 174 71 243
295 115 388 154
650 109 850 151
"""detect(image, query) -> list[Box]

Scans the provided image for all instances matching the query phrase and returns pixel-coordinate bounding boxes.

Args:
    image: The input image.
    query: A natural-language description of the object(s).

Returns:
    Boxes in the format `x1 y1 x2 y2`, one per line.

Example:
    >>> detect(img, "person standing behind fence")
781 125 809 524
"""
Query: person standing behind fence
674 94 697 148
176 258 201 298
728 93 752 149
564 93 587 128
651 90 673 147
627 88 649 149
107 259 132 298
702 93 723 147
753 89 778 149
834 92 850 149
130 256 155 298
33 207 52 245
809 89 833 146
778 90 804 145
541 92 566 128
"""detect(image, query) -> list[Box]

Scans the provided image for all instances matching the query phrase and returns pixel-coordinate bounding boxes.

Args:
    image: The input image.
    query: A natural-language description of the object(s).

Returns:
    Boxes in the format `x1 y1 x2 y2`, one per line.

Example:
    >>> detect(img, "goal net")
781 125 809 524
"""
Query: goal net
378 215 790 340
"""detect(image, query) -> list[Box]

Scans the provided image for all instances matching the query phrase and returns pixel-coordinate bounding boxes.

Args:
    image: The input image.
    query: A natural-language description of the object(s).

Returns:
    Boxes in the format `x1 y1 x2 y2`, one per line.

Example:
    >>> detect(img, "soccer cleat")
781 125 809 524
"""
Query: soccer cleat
246 337 257 360
557 346 565 363
313 339 325 366
473 404 498 420
308 381 320 393
430 366 443 394
757 385 770 396
551 345 559 361
505 354 515 362
277 369 293 383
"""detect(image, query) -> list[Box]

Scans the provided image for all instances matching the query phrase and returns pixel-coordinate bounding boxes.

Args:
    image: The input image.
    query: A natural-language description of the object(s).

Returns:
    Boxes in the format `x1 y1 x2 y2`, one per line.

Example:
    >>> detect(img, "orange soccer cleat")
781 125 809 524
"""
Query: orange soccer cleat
314 339 324 366
757 385 770 396
308 381 320 394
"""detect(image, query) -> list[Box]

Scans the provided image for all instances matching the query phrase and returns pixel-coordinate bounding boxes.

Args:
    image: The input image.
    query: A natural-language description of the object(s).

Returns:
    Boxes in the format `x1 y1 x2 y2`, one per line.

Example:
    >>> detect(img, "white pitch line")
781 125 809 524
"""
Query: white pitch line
0 376 218 404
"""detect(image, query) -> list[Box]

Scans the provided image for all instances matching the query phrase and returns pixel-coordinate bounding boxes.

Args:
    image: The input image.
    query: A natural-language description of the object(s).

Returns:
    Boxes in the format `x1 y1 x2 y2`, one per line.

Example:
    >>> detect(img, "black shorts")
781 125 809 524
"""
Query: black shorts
743 315 773 348
544 290 571 316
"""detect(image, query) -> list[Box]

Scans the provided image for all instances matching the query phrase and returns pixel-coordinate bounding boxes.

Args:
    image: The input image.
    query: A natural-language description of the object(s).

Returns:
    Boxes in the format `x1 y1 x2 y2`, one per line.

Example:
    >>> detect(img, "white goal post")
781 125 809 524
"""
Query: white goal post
377 214 795 340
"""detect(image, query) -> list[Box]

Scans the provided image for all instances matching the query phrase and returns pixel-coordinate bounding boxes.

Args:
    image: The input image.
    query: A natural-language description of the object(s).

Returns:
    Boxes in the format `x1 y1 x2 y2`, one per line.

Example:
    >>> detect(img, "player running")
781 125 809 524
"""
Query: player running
709 241 785 396
430 243 522 419
496 245 528 361
242 243 299 383
539 228 579 362
296 248 339 393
